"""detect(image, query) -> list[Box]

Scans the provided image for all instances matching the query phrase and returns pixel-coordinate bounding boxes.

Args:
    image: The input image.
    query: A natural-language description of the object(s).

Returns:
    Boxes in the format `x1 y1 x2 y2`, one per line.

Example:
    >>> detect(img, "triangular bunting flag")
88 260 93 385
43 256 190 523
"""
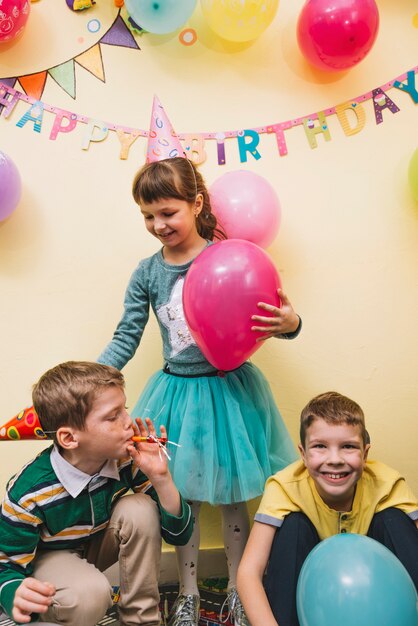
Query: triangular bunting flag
0 77 17 88
49 60 76 99
18 72 48 100
100 14 140 49
75 44 105 82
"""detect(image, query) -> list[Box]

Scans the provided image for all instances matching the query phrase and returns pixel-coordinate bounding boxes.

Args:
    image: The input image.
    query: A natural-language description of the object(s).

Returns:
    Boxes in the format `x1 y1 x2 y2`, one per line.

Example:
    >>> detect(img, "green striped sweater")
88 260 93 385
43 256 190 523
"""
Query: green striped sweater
0 445 193 618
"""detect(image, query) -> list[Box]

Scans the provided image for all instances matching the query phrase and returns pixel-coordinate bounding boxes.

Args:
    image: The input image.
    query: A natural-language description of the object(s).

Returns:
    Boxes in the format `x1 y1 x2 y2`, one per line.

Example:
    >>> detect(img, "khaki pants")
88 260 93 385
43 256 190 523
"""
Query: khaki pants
33 493 162 626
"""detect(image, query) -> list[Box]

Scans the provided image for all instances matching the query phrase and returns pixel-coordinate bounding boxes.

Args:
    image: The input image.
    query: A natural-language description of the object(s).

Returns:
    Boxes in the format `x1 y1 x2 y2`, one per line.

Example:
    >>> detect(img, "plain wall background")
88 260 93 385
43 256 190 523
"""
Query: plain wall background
0 0 417 549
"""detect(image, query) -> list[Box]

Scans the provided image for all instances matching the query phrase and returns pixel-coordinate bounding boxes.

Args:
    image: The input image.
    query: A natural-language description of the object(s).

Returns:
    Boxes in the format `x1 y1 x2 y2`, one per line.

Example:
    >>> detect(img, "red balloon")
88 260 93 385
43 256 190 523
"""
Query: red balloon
297 0 379 72
0 0 31 45
183 239 282 371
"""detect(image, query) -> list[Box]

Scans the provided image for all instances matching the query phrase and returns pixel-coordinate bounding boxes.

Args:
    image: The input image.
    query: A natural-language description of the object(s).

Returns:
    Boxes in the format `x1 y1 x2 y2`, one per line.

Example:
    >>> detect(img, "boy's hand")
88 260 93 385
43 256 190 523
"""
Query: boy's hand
128 417 182 516
13 578 55 623
251 289 300 342
127 417 170 482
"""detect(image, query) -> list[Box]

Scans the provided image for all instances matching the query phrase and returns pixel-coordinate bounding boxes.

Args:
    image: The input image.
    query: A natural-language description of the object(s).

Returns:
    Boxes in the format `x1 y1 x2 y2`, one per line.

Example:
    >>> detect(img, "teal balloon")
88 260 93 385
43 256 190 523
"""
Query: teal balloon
408 147 418 201
125 0 197 34
297 534 418 626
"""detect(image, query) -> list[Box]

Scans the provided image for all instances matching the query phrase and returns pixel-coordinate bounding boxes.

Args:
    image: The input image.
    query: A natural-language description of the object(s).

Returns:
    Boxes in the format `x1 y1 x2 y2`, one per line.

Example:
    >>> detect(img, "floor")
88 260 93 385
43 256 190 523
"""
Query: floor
0 578 232 626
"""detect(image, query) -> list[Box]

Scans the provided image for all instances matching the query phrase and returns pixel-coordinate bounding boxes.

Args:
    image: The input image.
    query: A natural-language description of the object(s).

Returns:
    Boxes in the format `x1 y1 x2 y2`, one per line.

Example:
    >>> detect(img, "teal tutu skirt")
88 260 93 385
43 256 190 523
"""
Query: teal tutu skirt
131 362 297 505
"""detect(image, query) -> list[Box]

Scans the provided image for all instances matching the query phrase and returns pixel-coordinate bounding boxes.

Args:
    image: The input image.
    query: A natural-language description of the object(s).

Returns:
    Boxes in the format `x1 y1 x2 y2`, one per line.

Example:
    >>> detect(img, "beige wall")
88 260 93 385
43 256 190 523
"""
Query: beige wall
0 0 417 551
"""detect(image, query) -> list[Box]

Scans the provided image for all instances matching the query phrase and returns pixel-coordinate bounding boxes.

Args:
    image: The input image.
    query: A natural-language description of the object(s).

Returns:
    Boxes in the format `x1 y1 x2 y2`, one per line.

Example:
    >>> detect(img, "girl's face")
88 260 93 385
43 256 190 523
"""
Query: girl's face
140 197 202 250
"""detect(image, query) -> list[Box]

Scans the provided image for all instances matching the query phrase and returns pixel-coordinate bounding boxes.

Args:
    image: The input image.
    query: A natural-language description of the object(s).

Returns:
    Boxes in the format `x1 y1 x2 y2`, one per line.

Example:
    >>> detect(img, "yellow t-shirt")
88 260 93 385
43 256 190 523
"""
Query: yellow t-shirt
255 459 418 540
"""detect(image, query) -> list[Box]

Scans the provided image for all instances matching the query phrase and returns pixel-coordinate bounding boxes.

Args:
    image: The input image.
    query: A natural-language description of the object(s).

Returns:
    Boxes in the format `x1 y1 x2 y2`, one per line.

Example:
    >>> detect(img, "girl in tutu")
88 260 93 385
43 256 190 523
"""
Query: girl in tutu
98 156 301 626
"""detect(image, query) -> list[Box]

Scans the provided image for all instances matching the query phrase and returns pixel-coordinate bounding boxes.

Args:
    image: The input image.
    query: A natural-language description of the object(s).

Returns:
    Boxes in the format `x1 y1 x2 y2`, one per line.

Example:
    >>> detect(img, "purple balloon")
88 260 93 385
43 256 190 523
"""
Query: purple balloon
183 239 282 371
0 151 22 222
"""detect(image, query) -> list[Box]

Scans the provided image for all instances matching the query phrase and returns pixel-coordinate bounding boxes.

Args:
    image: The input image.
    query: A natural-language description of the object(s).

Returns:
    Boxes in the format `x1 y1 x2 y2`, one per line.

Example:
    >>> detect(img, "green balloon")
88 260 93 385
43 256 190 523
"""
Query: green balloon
408 147 418 201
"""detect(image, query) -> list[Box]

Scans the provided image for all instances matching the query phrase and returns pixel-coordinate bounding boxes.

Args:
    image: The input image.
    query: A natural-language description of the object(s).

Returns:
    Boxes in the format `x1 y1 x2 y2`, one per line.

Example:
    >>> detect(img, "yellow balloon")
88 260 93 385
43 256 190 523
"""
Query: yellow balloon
408 147 418 202
201 0 279 42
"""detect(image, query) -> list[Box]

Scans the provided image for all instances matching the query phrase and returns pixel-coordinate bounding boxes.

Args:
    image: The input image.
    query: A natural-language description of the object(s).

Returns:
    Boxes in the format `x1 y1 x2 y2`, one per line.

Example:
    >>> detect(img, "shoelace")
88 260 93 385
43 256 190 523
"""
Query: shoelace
219 588 241 624
171 594 199 624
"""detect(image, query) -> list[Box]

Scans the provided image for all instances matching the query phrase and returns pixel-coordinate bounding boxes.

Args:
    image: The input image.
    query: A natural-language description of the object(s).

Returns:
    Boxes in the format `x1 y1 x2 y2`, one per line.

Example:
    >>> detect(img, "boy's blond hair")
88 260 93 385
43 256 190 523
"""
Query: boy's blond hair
300 391 367 447
32 361 124 444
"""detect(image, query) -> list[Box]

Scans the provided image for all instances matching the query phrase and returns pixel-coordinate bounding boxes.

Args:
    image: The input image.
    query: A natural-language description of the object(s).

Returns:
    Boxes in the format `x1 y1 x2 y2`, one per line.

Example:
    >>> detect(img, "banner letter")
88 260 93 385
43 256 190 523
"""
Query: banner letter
82 119 109 150
303 112 331 149
16 101 44 133
237 130 261 163
182 134 207 165
335 101 366 136
393 71 418 104
116 129 140 160
50 111 78 140
372 89 400 124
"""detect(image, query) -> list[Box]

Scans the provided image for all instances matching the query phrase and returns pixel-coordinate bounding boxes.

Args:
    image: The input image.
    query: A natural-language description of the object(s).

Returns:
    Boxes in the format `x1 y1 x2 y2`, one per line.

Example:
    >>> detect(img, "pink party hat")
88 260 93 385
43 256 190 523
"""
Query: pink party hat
146 95 184 163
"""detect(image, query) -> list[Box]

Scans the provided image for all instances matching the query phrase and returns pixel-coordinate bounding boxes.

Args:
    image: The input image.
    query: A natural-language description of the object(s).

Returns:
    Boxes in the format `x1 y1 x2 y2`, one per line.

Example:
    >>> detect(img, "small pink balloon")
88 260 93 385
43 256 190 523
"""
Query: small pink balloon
209 170 281 249
0 152 22 222
183 239 282 371
297 0 379 72
0 0 31 45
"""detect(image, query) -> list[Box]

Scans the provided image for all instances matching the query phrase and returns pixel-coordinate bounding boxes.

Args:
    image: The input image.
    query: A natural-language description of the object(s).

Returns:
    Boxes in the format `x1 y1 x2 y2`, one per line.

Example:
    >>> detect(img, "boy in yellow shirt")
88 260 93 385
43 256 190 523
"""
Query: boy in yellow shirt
237 391 418 626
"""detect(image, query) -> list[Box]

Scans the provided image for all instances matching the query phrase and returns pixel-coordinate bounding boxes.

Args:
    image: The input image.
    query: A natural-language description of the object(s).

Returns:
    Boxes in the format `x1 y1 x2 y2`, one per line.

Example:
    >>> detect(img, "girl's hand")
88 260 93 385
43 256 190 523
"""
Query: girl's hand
13 578 55 623
251 289 300 342
127 417 170 481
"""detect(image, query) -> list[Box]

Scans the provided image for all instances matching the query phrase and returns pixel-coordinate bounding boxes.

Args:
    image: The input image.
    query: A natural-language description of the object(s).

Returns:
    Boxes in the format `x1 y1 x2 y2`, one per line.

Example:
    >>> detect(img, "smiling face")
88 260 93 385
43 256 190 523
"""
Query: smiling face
140 196 202 251
299 419 370 512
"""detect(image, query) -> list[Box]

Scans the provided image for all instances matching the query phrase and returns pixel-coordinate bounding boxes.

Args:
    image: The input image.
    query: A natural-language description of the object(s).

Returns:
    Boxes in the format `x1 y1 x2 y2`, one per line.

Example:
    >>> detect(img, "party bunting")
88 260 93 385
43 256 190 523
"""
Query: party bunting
75 44 105 82
0 13 139 101
49 60 76 99
0 66 417 165
19 72 48 101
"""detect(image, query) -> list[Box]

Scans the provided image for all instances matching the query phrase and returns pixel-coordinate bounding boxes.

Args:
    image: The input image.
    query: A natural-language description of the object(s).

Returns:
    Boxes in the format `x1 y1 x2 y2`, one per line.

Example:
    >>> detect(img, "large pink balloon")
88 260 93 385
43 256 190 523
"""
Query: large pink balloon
297 0 379 72
0 152 22 222
183 239 282 371
209 170 281 249
0 0 31 45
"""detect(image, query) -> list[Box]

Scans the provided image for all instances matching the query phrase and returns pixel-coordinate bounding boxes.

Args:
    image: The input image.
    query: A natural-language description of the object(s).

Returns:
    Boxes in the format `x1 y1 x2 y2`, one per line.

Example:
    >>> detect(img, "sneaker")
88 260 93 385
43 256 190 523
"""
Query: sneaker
167 593 200 626
219 587 250 626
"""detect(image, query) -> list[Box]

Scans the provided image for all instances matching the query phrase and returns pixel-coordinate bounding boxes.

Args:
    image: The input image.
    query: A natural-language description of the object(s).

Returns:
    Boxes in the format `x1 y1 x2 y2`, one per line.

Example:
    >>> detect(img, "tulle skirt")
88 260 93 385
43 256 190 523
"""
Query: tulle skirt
131 362 297 505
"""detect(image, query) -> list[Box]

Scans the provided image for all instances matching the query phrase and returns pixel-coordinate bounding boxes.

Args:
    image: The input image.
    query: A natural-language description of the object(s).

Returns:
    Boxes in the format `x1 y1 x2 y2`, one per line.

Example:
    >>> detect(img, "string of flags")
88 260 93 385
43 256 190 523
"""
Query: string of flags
0 14 139 101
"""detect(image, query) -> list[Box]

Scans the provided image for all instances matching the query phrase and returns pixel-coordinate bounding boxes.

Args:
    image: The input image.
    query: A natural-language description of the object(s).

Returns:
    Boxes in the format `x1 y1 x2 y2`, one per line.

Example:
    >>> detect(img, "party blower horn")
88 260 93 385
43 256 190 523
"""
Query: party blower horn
146 95 185 163
0 406 48 441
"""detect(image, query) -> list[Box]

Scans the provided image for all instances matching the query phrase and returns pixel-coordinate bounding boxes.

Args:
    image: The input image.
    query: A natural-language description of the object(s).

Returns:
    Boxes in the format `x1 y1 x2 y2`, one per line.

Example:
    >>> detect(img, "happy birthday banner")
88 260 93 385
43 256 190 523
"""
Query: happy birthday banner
1 66 417 165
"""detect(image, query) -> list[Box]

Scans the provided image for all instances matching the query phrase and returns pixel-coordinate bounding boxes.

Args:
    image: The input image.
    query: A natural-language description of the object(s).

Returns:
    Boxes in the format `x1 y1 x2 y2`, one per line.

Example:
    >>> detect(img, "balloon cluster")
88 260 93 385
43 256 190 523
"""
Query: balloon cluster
124 0 279 41
181 168 282 371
